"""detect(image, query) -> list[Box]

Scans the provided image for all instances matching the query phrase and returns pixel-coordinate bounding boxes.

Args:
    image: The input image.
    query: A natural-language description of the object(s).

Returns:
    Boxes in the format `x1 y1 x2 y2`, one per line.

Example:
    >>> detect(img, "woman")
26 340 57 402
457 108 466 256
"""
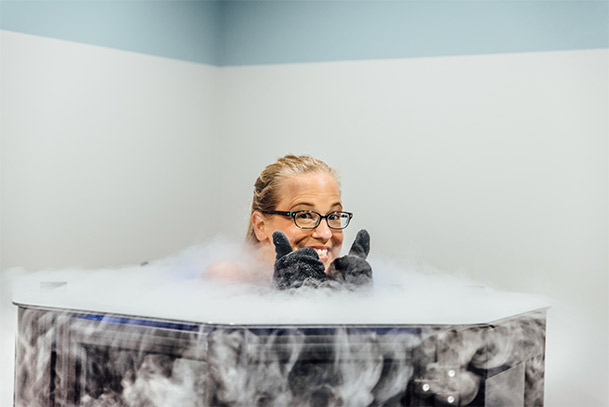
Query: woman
210 155 371 289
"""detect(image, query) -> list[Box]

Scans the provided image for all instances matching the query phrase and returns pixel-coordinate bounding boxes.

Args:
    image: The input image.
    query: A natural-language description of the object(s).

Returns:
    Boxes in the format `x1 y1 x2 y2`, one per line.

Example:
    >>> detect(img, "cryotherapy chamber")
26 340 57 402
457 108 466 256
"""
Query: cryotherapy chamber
13 294 547 407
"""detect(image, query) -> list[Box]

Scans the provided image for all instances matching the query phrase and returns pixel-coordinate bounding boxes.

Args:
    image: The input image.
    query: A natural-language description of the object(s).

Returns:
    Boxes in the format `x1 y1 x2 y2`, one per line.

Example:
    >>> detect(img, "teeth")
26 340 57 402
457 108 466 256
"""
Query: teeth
315 249 328 257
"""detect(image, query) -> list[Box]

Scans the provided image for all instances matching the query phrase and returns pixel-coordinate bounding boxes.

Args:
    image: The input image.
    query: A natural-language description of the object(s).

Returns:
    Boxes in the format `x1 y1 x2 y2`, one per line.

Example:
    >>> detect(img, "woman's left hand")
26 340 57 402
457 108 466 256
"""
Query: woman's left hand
329 229 372 287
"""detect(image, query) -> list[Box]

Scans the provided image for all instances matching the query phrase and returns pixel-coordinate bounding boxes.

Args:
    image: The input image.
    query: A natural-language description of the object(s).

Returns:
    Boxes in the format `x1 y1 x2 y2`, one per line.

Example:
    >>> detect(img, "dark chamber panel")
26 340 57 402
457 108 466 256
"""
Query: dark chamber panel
14 306 546 407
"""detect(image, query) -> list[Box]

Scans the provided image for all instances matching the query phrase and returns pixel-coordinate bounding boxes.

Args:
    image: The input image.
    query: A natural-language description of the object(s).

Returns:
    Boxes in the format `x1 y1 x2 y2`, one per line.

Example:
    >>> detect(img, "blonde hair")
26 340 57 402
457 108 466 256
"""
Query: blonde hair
246 155 339 244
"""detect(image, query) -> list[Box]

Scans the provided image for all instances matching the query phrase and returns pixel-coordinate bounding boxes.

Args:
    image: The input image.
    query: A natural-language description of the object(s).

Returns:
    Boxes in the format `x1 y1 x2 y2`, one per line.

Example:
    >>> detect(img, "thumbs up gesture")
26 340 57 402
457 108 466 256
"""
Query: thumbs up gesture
272 231 329 289
329 230 372 287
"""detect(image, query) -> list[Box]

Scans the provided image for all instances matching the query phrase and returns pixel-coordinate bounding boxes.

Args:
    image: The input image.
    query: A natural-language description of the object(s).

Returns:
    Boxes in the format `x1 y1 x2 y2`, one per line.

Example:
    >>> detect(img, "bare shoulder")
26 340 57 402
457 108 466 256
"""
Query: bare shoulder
204 258 272 285
205 260 247 281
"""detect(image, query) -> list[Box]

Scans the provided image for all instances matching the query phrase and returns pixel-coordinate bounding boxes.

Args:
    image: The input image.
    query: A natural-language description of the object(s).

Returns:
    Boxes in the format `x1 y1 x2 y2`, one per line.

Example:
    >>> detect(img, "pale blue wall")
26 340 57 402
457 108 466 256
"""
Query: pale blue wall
0 0 222 64
1 0 607 66
221 0 609 65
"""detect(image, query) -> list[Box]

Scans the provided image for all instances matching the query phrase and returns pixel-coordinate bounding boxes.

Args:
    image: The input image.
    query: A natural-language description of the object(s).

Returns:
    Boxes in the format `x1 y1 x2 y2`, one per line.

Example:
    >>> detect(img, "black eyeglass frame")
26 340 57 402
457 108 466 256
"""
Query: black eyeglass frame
263 210 353 230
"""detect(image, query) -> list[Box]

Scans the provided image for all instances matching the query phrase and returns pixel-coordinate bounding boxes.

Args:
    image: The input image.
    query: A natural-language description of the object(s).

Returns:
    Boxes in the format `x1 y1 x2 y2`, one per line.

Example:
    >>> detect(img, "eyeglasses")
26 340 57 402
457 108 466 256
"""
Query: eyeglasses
263 210 353 230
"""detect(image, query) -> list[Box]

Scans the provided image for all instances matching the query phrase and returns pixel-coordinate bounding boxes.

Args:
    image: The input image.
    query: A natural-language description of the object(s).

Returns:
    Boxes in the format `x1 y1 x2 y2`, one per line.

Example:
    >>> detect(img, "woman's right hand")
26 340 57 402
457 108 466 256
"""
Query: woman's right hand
272 231 329 289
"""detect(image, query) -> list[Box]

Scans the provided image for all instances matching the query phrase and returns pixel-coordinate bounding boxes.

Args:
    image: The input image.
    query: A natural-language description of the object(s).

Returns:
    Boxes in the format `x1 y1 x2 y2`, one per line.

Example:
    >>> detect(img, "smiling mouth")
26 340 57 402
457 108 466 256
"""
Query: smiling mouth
313 248 328 258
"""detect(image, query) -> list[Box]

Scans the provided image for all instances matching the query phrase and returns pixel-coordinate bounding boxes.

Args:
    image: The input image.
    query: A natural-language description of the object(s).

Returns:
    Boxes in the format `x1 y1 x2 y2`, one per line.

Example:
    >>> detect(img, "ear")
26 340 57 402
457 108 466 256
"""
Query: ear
252 211 269 243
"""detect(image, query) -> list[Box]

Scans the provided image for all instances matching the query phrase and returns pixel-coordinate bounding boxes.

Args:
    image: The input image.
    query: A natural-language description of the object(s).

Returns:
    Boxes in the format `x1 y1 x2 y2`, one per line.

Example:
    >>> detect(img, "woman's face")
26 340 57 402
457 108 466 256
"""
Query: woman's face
253 172 344 272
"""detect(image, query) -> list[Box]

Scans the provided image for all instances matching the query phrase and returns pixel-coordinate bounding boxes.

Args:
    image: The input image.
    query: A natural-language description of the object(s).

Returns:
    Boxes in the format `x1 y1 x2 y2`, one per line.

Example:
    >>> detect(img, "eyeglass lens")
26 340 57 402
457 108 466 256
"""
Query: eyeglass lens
293 211 350 229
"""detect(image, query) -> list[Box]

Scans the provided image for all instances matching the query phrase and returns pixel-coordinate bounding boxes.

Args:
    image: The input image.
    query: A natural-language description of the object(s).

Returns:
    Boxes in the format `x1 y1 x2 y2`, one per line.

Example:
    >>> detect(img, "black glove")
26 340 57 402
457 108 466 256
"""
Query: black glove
329 230 372 287
272 231 330 289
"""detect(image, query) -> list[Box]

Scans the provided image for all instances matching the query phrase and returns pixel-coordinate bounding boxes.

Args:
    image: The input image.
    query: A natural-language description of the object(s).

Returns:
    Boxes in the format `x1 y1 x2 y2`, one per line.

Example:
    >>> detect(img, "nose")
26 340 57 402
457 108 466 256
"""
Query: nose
312 219 333 240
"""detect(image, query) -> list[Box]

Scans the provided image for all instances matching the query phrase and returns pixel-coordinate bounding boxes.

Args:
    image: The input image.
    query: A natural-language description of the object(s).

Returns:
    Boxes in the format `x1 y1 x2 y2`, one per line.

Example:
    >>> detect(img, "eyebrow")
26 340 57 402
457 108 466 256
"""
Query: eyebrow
290 202 343 211
291 202 315 208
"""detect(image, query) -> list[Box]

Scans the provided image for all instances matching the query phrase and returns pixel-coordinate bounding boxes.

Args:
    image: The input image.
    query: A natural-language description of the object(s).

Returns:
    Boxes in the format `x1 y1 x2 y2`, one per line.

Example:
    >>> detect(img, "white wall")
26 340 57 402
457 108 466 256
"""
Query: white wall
1 30 220 270
0 31 221 405
216 49 608 406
